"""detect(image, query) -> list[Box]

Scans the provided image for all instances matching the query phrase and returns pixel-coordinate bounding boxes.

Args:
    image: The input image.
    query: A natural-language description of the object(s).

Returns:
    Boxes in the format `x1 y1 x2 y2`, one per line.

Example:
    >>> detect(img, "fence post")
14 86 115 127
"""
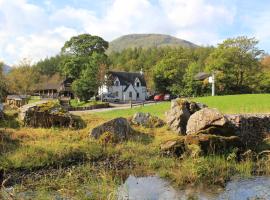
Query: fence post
130 100 132 108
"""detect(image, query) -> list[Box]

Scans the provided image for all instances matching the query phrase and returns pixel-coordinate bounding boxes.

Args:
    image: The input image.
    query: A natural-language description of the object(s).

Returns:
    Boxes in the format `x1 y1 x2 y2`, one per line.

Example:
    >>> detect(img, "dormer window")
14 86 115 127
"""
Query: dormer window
135 78 140 87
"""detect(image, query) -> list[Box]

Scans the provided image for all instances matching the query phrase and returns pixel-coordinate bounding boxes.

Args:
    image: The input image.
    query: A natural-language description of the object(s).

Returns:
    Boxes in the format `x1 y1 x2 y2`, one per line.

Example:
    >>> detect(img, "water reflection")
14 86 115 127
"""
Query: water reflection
118 175 270 200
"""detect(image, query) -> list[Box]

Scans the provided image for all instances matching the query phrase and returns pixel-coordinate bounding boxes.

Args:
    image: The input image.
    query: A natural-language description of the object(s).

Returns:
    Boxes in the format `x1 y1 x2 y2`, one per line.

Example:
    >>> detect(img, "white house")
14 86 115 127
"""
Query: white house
99 71 147 101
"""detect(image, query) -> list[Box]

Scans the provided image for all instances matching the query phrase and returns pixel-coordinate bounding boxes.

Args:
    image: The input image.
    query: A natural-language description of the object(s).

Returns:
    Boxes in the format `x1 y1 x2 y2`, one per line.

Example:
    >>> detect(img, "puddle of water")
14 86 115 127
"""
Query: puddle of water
117 175 270 200
217 176 270 200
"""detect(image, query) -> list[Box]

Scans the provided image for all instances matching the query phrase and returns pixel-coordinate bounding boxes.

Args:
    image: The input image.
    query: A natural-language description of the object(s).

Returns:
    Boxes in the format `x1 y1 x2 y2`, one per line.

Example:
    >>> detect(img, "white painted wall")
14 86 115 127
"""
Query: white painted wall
98 76 147 101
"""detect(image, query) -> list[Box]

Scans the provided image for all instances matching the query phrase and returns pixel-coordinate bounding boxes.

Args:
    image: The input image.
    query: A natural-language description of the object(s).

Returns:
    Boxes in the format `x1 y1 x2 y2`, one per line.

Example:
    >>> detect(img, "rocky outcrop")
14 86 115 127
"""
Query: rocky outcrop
132 112 164 128
160 138 186 156
165 99 207 134
186 108 232 136
226 114 270 148
185 134 242 154
19 101 84 129
90 117 132 141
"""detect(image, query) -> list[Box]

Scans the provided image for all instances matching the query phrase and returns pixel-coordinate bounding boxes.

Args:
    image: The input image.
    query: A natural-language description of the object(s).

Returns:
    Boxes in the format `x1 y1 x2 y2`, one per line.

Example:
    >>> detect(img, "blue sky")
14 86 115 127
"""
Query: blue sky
1 0 270 65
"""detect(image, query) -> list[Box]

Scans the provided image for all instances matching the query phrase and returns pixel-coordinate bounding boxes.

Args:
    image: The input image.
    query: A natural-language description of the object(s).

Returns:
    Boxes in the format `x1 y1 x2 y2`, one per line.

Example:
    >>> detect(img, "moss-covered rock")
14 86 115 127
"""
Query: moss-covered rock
165 99 207 135
132 112 164 128
185 134 242 154
90 117 132 141
19 101 84 129
160 138 186 156
98 131 118 145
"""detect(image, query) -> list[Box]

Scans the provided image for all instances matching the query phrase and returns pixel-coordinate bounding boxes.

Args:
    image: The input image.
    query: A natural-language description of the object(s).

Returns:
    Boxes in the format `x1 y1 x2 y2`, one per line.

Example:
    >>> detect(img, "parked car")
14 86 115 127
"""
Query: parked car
146 94 155 101
102 94 120 102
154 94 165 101
164 94 177 101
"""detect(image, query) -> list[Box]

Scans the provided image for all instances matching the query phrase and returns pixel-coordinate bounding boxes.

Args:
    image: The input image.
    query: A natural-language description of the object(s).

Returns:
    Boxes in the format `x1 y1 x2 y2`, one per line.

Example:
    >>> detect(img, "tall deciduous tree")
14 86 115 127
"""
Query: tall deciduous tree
60 34 109 100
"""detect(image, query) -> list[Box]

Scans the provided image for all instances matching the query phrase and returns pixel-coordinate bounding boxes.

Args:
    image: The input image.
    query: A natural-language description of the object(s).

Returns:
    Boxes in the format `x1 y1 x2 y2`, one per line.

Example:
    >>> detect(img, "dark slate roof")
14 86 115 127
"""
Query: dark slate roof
194 72 211 81
108 71 146 87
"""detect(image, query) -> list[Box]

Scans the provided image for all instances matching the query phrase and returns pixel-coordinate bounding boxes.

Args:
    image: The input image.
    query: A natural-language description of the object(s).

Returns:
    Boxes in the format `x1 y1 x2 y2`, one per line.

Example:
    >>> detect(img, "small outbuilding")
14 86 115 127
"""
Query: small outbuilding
6 95 29 108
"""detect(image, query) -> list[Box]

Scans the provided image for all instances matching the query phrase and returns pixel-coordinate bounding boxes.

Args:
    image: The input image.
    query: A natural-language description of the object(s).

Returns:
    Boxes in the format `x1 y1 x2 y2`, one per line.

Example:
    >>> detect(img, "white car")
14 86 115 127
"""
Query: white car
102 94 120 102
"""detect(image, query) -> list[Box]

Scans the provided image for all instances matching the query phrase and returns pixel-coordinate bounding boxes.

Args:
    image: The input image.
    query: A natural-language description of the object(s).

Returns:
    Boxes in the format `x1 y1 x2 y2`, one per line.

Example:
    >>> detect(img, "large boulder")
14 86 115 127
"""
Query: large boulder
165 99 207 135
90 117 132 141
132 112 164 128
19 101 84 129
186 108 232 136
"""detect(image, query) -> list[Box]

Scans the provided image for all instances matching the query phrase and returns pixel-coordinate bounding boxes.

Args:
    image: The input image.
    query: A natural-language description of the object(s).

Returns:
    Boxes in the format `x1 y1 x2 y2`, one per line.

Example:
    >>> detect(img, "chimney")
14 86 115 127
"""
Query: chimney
140 68 143 75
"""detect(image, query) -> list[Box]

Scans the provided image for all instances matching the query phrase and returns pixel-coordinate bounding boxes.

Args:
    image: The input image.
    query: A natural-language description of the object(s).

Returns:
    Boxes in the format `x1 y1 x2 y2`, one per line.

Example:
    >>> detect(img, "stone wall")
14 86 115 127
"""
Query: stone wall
226 114 270 147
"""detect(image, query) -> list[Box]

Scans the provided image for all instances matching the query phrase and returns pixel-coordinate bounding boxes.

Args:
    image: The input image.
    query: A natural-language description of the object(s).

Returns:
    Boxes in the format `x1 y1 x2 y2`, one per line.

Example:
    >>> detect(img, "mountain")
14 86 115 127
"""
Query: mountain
2 64 11 74
107 34 198 53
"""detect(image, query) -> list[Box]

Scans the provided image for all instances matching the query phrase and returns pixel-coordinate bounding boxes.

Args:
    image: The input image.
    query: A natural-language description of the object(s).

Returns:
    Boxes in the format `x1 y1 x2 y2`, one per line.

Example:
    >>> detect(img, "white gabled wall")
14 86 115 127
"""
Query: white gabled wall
99 75 147 101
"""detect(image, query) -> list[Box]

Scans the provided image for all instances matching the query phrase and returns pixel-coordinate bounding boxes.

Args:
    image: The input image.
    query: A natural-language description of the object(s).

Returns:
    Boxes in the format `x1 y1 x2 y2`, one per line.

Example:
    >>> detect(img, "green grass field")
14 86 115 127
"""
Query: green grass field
194 94 270 114
92 94 270 120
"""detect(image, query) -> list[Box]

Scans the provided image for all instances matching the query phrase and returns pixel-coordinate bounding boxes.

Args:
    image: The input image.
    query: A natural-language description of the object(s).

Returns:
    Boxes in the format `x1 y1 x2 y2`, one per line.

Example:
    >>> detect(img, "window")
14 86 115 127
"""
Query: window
115 91 119 97
137 93 139 98
136 82 140 87
115 81 119 86
129 92 132 98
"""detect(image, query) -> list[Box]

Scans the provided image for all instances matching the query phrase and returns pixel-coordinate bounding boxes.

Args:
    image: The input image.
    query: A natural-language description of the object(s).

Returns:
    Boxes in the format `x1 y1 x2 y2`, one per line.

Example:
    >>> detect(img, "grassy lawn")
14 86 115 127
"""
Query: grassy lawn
93 102 171 119
0 94 269 199
193 94 270 114
93 94 270 120
70 99 103 107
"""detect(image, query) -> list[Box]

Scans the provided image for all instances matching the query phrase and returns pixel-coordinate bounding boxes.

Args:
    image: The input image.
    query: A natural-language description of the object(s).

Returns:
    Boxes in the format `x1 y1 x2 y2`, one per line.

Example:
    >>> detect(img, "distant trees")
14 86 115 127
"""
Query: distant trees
206 36 264 94
60 34 109 101
33 55 63 76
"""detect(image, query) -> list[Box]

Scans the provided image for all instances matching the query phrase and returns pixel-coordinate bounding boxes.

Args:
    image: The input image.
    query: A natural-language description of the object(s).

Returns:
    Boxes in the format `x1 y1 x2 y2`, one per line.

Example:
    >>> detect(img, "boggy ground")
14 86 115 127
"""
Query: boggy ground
0 99 270 199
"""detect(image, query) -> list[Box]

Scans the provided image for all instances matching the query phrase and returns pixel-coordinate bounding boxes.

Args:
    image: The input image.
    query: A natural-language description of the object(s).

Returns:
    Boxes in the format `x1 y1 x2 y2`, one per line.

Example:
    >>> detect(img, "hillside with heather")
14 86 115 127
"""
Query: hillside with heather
107 33 198 53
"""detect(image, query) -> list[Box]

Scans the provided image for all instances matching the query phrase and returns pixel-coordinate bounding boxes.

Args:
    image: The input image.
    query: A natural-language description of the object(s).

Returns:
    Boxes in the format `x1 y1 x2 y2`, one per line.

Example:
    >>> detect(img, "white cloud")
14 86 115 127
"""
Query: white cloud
0 0 236 65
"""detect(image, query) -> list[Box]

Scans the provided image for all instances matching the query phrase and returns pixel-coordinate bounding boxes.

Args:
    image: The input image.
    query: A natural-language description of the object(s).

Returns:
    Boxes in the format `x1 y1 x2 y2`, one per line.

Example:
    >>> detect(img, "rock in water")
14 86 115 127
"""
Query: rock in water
132 112 164 128
90 117 132 141
165 99 207 135
186 108 230 135
19 101 83 129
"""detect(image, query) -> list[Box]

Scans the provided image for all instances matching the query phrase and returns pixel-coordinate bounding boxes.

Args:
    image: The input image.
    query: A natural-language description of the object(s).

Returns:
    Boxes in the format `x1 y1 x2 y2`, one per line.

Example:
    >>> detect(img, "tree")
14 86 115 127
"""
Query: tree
61 34 108 57
33 55 63 77
6 59 40 94
206 36 263 94
0 62 8 101
60 34 109 100
153 49 191 95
